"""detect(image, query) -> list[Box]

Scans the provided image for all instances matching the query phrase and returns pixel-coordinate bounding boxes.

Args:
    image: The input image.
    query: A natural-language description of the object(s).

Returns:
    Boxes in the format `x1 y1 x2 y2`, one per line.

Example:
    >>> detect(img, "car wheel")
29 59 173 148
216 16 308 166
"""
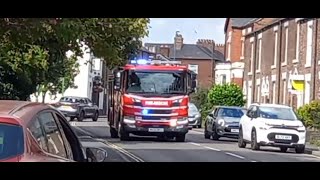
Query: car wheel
77 111 84 122
251 130 260 150
92 111 99 122
295 145 305 154
197 123 202 128
238 128 246 148
204 125 211 139
176 134 186 142
70 117 75 121
211 126 220 140
280 147 288 153
110 127 118 138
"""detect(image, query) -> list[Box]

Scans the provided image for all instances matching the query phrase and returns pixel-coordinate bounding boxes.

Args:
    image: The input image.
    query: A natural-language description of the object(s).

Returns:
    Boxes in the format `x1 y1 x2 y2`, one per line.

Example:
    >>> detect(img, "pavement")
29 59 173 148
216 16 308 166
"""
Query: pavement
71 118 320 162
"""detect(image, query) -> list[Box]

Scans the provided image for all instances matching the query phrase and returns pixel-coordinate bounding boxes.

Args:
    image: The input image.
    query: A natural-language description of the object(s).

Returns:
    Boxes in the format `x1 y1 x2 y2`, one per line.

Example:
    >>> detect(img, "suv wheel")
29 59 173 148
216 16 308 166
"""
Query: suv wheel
295 145 305 154
238 127 246 148
77 111 84 122
280 147 288 153
92 111 99 122
251 130 260 150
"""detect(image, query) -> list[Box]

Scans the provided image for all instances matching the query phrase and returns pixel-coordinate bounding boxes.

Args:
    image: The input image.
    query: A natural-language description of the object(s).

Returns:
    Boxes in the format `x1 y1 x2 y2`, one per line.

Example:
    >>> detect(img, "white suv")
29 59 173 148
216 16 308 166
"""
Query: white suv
238 103 306 153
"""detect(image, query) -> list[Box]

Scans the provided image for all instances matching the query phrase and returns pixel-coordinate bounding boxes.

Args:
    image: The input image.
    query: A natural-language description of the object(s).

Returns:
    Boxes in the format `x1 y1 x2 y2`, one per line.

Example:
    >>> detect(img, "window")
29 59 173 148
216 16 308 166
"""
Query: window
241 37 245 59
256 38 262 71
227 32 232 61
259 106 298 120
283 80 287 104
28 118 49 151
0 123 24 161
126 70 186 94
257 85 260 103
294 22 300 63
38 112 68 158
272 31 278 67
282 25 289 65
306 20 313 67
217 108 245 119
249 42 254 73
221 74 226 84
272 82 276 103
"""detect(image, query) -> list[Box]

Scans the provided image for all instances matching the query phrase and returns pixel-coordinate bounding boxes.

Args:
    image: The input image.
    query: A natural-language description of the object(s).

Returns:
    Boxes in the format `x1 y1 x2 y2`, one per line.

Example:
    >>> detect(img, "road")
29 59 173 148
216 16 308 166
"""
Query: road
71 118 320 162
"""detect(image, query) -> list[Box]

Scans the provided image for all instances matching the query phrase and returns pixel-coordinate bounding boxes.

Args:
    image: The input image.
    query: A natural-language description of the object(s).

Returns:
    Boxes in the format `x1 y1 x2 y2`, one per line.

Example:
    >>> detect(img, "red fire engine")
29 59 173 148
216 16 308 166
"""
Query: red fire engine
107 59 196 142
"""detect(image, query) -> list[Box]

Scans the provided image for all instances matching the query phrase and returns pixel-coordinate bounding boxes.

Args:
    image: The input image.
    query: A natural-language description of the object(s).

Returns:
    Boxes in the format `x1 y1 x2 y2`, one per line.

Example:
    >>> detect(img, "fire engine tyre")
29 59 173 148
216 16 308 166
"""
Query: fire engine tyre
92 111 99 122
175 134 186 142
77 111 85 122
119 126 130 141
110 127 119 138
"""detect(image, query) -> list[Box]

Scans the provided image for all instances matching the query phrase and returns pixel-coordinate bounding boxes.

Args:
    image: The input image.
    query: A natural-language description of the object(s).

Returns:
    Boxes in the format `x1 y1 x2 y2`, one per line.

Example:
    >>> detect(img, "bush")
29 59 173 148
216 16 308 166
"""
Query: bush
207 83 246 107
297 100 320 129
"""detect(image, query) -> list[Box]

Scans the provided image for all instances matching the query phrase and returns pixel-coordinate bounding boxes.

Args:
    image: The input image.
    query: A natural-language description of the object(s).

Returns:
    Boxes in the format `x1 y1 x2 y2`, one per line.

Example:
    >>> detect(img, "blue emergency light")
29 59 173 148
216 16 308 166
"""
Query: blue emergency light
142 109 149 115
130 59 150 65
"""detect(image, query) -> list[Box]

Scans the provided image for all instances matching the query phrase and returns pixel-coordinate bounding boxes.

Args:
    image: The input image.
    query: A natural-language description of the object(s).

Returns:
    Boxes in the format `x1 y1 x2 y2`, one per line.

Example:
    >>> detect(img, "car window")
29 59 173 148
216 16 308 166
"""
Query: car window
28 118 49 151
0 123 24 161
213 108 219 117
218 108 244 118
87 99 92 104
52 113 74 160
60 97 80 103
188 103 198 113
79 99 86 104
38 112 68 159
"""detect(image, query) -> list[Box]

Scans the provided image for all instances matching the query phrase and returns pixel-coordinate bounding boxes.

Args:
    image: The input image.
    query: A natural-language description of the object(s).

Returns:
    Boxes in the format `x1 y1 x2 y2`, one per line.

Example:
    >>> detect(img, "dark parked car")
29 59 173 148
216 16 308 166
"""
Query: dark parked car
204 106 246 140
188 103 202 128
0 100 107 162
54 96 99 121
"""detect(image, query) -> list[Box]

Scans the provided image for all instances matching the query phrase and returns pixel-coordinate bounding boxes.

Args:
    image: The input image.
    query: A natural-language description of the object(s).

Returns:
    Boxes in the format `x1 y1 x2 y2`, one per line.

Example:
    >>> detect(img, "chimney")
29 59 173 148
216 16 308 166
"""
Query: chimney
174 33 183 50
215 44 225 56
159 45 170 57
196 39 215 52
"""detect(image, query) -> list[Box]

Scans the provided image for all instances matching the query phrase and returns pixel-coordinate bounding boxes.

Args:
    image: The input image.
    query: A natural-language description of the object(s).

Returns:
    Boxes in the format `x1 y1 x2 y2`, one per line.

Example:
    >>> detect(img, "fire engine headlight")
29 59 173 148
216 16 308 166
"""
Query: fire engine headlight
170 120 177 127
177 117 188 125
123 116 136 124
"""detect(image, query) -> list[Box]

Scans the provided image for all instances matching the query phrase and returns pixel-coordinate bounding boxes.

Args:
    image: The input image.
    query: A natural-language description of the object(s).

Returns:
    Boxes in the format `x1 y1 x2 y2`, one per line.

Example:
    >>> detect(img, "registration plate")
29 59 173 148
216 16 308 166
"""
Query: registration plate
231 129 239 133
275 135 292 140
148 128 164 132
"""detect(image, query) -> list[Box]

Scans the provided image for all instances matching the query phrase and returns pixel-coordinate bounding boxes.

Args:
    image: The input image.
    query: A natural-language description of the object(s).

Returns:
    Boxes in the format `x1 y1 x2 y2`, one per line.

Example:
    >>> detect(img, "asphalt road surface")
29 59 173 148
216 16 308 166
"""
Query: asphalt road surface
71 118 320 162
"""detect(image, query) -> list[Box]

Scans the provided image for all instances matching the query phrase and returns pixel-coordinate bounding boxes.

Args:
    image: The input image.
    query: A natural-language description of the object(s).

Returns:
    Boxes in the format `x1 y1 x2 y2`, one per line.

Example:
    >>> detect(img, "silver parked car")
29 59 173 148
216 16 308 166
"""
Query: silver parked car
188 103 202 128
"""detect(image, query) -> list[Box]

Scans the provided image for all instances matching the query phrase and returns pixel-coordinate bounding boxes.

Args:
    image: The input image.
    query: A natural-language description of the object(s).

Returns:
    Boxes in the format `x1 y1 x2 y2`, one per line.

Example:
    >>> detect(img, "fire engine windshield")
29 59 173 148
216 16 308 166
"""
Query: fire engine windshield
126 70 186 94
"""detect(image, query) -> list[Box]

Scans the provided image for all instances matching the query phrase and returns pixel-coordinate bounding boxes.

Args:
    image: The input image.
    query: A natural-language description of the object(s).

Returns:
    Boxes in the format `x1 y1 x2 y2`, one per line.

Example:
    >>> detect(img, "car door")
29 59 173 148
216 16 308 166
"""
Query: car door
241 105 254 141
82 98 92 116
207 107 217 132
37 111 73 162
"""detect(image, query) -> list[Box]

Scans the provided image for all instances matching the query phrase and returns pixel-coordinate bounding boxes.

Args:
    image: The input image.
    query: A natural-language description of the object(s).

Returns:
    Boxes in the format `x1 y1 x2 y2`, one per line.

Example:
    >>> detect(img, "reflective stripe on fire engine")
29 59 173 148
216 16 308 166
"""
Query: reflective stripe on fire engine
123 105 188 110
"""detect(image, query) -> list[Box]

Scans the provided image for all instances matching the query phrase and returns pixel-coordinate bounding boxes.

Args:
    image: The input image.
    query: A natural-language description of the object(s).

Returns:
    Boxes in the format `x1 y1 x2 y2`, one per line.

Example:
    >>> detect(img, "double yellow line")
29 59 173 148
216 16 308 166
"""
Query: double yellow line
102 141 145 162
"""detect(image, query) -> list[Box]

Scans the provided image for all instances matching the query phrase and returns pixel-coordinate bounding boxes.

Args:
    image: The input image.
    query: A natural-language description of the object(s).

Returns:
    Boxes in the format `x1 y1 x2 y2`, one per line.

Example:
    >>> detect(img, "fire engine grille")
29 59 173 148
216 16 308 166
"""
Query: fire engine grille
142 116 171 120
148 109 172 114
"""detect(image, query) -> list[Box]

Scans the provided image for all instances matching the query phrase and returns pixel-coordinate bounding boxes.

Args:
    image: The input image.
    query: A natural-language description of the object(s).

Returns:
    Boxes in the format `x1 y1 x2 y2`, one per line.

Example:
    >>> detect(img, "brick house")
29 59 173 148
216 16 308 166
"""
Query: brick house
144 33 225 89
243 18 320 109
216 18 258 89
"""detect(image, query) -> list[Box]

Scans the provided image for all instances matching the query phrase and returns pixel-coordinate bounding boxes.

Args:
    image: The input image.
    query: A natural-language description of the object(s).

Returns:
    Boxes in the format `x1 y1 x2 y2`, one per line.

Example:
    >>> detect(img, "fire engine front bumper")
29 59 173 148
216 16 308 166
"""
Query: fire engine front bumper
122 124 189 136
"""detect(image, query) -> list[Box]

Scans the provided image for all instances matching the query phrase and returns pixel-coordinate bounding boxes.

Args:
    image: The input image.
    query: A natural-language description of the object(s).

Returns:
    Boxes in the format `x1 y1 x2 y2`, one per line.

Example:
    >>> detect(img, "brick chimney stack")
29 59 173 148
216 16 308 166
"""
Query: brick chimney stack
215 44 225 56
174 33 184 50
196 39 215 52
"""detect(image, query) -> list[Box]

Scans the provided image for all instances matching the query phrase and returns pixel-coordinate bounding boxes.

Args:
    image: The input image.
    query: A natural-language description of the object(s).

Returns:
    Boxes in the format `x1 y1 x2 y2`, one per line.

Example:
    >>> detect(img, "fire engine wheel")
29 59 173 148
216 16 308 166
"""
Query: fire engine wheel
175 134 186 142
119 123 130 141
110 127 119 138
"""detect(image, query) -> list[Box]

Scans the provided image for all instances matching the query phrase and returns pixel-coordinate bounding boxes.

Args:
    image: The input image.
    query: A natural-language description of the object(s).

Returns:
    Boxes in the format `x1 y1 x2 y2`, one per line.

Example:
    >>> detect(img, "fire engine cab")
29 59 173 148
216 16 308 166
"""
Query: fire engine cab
107 59 197 142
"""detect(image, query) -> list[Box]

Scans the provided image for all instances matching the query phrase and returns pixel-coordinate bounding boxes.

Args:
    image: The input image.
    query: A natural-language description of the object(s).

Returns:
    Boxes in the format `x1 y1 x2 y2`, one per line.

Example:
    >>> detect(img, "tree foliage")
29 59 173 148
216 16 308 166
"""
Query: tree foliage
207 83 246 107
297 100 320 129
0 18 150 100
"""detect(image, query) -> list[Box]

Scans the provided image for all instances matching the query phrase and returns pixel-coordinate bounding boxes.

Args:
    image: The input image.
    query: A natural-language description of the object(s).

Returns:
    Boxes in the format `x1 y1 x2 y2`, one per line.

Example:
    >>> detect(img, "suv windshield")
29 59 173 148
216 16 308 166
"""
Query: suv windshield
0 123 24 161
189 103 199 113
126 70 186 94
259 106 298 120
218 108 244 118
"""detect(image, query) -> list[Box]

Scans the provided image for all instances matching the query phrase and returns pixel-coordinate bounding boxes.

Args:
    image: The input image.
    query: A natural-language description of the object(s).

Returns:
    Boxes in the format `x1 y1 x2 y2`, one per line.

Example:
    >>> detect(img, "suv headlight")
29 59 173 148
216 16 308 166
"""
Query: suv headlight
297 125 306 132
218 119 225 126
195 114 200 118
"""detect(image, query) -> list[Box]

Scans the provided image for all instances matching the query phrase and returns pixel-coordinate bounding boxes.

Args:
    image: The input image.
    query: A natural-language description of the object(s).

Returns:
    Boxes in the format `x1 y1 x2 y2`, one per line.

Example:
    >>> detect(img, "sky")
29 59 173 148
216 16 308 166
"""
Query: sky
142 18 226 45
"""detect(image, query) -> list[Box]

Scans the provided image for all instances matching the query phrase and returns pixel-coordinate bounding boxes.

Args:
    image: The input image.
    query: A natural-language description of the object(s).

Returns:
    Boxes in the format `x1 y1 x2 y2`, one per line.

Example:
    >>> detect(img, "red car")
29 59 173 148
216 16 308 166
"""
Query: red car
0 100 107 162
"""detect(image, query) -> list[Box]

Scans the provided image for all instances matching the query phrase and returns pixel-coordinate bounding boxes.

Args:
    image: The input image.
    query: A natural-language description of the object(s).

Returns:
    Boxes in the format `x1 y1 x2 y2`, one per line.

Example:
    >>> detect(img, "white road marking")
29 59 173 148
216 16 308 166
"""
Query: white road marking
189 142 201 146
251 160 257 162
225 152 245 159
204 146 221 152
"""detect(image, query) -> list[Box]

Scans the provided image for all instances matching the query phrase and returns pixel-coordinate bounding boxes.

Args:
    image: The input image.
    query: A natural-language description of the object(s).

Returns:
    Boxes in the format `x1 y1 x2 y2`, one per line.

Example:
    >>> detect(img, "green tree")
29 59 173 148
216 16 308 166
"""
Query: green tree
0 18 150 100
297 100 320 129
207 83 246 107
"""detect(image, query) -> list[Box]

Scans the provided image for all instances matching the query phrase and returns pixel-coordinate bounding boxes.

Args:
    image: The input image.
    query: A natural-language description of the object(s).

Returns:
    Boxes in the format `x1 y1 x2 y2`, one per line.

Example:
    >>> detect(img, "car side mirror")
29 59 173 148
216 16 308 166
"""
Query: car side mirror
86 147 108 162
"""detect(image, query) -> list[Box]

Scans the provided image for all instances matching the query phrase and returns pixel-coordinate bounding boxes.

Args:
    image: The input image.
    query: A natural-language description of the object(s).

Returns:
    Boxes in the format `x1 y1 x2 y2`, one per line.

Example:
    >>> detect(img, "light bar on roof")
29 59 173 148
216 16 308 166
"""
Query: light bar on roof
151 60 181 65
